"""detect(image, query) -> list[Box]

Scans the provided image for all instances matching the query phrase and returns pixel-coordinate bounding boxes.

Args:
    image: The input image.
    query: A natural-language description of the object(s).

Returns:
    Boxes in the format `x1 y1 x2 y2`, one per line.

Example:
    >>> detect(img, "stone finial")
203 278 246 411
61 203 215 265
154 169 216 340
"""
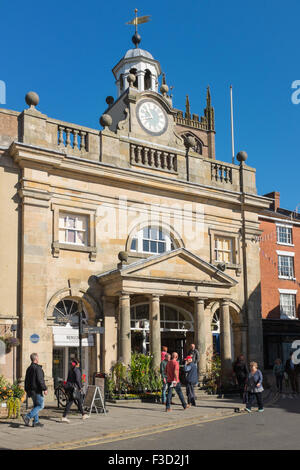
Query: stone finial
236 151 248 163
118 251 128 263
127 74 136 86
25 91 39 108
99 114 112 129
160 73 169 96
106 96 114 106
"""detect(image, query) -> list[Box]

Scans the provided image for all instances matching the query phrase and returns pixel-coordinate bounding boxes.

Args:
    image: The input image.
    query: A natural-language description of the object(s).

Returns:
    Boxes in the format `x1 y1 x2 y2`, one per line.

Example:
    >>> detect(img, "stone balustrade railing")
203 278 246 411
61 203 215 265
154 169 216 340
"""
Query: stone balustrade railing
57 125 88 152
211 162 233 184
130 143 178 173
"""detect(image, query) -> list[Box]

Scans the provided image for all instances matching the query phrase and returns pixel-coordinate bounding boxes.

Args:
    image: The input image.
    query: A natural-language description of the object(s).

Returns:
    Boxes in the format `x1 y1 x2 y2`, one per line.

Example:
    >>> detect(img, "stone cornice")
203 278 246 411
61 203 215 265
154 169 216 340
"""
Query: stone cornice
9 141 270 211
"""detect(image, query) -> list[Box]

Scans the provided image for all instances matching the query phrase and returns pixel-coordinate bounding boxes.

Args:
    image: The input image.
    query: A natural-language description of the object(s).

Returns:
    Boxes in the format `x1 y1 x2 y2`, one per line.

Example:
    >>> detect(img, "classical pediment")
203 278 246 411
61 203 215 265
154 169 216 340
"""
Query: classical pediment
119 248 237 287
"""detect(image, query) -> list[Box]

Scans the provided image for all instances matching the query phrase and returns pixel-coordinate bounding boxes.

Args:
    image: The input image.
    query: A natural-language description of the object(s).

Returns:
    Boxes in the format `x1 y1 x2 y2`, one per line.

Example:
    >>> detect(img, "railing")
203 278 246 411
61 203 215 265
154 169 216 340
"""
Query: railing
57 126 88 152
130 144 177 173
211 163 233 184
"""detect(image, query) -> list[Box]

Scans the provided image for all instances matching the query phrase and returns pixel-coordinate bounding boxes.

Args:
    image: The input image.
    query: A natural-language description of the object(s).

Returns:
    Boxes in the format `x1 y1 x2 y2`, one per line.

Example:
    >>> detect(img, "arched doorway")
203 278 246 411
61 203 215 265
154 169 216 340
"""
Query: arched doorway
52 298 93 387
130 303 194 362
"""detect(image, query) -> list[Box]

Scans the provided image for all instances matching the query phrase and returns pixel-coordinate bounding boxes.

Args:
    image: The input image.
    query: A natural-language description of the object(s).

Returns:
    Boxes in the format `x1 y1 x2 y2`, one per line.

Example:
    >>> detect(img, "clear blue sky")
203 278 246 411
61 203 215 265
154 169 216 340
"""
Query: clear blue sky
1 0 299 210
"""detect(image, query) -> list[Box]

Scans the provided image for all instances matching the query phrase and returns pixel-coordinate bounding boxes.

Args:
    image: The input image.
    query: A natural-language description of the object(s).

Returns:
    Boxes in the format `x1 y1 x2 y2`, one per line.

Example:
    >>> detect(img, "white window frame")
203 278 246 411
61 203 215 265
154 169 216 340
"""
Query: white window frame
276 223 293 246
59 213 88 246
277 253 295 279
280 293 297 319
214 237 234 264
130 227 174 255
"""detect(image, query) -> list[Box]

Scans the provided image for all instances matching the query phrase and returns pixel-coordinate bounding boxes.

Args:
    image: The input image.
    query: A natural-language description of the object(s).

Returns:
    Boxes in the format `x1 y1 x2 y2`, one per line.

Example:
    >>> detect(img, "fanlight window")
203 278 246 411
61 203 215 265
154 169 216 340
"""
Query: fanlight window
130 304 193 332
130 227 175 254
211 311 220 333
53 299 87 326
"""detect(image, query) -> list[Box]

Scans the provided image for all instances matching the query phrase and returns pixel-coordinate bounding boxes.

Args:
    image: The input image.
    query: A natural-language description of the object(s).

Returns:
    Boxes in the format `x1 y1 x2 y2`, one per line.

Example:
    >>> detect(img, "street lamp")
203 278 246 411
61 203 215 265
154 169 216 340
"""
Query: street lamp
77 299 84 375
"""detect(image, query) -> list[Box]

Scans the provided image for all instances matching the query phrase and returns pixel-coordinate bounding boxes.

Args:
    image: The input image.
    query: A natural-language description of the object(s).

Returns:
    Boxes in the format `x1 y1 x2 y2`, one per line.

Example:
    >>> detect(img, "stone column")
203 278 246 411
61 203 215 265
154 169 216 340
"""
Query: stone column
150 294 161 370
241 326 248 360
220 300 232 384
194 298 207 381
119 293 131 367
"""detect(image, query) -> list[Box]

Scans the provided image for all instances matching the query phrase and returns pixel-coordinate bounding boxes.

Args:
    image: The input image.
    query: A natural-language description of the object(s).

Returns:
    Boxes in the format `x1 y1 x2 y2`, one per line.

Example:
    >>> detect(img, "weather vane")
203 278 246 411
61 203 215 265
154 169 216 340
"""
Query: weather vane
126 9 151 48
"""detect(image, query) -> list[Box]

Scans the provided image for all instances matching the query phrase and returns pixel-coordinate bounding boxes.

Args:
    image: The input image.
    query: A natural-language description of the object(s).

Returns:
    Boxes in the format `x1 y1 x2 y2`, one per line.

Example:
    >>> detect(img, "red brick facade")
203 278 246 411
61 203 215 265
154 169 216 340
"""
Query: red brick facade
260 218 300 320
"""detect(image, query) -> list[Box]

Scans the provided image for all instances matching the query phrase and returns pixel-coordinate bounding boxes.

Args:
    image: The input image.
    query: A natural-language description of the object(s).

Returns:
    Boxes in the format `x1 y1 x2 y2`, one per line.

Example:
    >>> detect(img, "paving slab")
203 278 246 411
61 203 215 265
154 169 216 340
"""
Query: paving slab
0 395 249 450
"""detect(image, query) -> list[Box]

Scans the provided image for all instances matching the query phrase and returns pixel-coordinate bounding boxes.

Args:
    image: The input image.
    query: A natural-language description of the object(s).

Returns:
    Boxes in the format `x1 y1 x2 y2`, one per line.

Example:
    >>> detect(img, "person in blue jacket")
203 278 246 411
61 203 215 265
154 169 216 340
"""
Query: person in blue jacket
245 361 264 413
184 355 198 407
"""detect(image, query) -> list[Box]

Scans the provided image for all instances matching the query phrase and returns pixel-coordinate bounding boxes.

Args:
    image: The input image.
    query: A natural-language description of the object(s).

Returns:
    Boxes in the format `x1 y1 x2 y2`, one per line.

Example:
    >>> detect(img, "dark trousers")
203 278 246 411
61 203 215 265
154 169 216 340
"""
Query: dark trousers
275 374 283 392
246 392 263 411
237 376 247 399
63 393 84 417
288 371 299 393
186 383 196 406
166 382 187 410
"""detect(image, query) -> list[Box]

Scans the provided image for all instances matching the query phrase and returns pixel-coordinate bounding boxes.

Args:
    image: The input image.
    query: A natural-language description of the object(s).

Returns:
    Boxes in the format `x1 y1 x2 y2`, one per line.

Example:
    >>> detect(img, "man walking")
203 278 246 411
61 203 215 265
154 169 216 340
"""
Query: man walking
285 352 299 393
165 352 189 412
22 353 48 427
160 353 170 405
187 344 200 364
184 356 198 406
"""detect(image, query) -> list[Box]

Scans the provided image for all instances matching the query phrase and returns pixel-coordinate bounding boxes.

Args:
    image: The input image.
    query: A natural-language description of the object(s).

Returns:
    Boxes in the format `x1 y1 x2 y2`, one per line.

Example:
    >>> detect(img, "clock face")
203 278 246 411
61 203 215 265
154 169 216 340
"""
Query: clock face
136 100 168 136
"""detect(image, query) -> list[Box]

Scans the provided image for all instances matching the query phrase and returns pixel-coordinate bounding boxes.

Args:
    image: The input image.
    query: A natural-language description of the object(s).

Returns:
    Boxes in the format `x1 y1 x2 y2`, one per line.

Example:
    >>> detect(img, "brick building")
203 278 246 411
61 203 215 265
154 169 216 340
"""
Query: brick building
259 192 300 368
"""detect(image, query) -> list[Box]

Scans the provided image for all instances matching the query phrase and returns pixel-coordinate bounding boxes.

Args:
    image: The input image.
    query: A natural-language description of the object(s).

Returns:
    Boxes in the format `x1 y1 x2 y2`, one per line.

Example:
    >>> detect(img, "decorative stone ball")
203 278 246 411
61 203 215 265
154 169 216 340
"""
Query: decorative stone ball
160 84 169 95
106 96 114 106
127 74 136 86
25 91 39 107
99 114 112 128
118 251 128 262
184 135 196 149
132 32 141 47
236 151 248 162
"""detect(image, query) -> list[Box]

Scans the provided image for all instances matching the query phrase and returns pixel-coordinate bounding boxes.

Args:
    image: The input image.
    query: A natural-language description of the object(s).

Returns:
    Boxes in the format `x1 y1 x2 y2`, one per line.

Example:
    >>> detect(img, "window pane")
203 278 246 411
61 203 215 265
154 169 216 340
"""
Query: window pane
130 239 137 251
158 242 165 253
67 230 76 243
150 241 157 253
59 229 66 243
76 231 85 245
143 240 149 252
67 217 76 228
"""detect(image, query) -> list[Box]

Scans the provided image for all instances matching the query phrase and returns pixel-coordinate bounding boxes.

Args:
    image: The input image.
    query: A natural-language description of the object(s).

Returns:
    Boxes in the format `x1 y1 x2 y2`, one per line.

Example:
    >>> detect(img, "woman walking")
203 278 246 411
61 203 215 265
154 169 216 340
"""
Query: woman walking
62 359 89 423
245 361 264 413
273 358 284 393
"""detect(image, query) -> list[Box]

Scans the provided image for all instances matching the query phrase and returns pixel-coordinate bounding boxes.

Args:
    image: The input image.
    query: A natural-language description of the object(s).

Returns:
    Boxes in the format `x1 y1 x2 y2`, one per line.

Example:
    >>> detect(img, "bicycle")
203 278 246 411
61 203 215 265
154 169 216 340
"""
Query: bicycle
54 378 68 409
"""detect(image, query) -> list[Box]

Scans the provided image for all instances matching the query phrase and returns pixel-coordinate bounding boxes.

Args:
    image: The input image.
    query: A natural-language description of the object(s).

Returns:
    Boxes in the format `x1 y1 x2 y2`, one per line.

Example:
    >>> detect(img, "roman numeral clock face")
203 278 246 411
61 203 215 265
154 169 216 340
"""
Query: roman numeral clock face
136 100 168 136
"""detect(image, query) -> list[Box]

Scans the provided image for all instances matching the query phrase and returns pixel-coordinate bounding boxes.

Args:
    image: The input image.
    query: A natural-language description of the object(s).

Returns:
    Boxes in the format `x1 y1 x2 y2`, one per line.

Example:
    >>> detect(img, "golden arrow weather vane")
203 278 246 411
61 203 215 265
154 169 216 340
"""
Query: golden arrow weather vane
126 9 151 47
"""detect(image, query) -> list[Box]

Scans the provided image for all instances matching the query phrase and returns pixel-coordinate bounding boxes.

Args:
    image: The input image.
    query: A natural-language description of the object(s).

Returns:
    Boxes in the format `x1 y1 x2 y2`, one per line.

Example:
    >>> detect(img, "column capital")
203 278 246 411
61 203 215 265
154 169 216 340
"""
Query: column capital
220 299 230 307
195 297 207 304
151 294 161 300
119 291 131 300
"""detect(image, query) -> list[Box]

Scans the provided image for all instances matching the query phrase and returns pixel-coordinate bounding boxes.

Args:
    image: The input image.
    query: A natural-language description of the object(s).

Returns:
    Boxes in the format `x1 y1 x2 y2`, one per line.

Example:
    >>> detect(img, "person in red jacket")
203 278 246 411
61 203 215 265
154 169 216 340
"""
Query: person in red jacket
165 352 189 412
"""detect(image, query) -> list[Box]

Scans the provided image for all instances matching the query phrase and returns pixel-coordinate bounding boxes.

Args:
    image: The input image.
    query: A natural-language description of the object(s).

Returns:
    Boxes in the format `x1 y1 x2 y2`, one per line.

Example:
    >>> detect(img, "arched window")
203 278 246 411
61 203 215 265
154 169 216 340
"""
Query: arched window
129 68 138 89
130 226 175 254
183 133 203 155
53 299 87 326
119 74 124 92
144 69 152 90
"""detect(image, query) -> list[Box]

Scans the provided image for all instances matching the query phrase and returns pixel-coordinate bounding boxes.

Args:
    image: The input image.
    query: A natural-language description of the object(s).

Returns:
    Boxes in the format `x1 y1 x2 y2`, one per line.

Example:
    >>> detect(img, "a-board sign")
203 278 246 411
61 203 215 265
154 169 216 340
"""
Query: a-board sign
83 385 106 416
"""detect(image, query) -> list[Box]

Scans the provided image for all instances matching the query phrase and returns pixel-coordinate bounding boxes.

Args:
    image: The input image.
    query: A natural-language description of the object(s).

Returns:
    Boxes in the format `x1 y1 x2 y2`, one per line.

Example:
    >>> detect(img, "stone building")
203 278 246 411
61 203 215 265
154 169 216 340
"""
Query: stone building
259 192 300 368
0 32 270 394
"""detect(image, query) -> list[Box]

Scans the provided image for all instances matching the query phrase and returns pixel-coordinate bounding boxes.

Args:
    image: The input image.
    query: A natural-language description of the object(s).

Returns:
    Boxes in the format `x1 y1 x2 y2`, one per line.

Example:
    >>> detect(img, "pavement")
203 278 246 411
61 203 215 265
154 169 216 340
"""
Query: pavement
0 392 249 450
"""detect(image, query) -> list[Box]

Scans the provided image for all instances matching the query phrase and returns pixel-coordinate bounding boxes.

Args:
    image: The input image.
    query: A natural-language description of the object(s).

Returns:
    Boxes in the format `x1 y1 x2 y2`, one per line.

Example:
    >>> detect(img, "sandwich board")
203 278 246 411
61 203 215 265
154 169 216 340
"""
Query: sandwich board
83 385 106 416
